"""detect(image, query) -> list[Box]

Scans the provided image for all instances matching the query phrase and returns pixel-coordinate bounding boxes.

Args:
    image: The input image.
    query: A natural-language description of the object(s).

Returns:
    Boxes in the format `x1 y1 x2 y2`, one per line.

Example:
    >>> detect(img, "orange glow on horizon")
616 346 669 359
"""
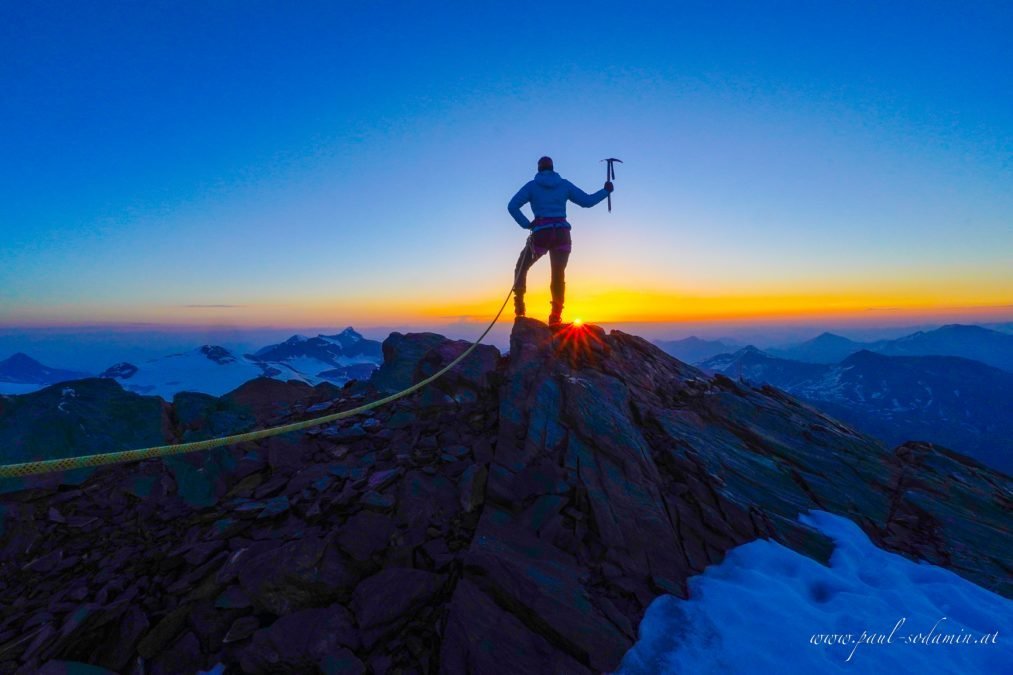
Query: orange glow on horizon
417 286 1013 326
3 289 1010 329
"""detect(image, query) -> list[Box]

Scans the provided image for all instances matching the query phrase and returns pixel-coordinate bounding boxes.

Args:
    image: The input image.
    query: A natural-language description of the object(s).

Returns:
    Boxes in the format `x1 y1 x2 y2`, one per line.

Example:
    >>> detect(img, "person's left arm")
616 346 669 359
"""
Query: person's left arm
566 180 610 208
508 183 533 228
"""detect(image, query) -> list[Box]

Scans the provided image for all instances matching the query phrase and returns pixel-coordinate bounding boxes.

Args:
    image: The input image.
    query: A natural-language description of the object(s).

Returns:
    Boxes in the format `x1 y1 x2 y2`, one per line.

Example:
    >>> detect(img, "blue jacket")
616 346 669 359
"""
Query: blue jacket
508 170 609 231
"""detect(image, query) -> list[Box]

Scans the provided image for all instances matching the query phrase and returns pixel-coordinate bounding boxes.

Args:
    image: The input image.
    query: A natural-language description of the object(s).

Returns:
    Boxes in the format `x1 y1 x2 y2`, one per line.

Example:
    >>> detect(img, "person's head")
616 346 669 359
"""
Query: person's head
537 156 554 172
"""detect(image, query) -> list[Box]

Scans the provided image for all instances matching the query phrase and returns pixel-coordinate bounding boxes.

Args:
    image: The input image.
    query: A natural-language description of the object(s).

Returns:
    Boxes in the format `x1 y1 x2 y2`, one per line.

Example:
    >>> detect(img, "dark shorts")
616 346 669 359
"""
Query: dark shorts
529 226 572 256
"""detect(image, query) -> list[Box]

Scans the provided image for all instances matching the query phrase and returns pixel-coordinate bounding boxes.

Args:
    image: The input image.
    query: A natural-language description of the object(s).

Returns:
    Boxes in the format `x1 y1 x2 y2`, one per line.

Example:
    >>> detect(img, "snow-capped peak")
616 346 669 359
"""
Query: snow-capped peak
101 362 139 380
319 327 363 345
199 345 237 365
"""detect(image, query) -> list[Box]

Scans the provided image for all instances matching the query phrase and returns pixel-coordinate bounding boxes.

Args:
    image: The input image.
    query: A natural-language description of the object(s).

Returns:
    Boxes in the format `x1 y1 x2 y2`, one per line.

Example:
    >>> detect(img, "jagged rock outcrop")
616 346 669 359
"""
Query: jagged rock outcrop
0 319 1009 674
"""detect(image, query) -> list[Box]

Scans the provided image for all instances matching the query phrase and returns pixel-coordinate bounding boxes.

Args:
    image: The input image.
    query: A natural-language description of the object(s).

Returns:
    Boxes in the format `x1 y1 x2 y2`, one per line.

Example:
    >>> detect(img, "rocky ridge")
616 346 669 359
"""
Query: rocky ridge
0 319 1009 674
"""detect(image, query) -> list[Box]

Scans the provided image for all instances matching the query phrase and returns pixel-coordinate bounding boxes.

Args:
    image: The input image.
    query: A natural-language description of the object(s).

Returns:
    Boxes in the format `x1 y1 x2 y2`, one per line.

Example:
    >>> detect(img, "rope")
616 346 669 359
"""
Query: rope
0 239 533 479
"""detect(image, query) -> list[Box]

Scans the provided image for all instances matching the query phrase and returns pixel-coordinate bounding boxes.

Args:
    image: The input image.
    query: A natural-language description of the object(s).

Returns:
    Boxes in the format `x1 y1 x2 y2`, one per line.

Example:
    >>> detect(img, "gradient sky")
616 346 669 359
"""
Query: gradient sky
2 1 1011 329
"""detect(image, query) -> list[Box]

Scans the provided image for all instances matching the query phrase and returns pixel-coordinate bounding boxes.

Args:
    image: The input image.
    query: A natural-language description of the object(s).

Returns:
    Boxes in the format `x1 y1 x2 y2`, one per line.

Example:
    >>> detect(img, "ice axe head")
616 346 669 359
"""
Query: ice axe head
600 157 622 180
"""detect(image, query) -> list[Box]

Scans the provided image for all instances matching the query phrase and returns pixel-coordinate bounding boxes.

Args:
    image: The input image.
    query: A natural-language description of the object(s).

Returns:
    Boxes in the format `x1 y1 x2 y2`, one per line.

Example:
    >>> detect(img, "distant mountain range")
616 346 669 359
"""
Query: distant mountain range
99 345 304 399
250 328 383 386
253 327 382 364
651 336 740 364
0 353 90 395
701 347 1013 473
654 325 1013 371
766 324 1013 371
0 328 383 399
765 332 867 364
875 324 1013 370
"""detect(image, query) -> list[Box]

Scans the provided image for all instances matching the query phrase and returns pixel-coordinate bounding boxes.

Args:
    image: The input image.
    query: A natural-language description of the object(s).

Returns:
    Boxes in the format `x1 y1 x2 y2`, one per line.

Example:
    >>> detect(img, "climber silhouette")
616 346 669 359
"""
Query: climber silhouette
508 156 613 326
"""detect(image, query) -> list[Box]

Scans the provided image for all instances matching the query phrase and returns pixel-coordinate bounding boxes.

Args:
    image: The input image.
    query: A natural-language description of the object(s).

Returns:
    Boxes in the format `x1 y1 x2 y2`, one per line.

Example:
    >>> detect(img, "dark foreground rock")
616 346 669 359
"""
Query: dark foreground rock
0 319 1009 674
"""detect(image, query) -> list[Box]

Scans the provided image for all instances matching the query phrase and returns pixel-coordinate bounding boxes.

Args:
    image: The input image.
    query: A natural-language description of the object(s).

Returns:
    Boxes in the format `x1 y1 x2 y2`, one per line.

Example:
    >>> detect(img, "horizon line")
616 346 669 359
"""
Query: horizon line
2 316 1011 332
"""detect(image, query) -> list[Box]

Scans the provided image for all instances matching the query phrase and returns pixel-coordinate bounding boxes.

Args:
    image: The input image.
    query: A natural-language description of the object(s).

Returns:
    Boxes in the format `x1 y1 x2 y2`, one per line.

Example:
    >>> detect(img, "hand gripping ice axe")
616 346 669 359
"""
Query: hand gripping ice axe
601 157 622 212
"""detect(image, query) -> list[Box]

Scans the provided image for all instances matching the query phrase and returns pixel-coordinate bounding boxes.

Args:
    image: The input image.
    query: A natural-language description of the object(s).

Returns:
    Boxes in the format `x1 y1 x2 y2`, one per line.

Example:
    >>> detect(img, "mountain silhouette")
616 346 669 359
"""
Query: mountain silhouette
876 324 1013 371
768 324 1013 371
702 346 1013 472
0 352 90 387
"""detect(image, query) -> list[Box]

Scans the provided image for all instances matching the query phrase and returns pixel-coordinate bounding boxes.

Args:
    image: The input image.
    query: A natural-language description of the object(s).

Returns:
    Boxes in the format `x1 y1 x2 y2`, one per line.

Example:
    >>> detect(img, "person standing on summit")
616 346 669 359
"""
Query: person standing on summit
508 156 613 326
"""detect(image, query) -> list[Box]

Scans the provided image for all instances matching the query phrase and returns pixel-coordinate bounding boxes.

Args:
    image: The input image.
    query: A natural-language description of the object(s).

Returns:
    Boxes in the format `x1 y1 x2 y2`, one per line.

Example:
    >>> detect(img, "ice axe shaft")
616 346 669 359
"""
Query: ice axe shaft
601 157 622 212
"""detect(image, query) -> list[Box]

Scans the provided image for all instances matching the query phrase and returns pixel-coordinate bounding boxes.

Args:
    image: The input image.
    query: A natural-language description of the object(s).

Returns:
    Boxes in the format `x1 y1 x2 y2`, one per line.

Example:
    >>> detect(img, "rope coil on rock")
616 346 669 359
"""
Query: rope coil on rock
0 239 533 479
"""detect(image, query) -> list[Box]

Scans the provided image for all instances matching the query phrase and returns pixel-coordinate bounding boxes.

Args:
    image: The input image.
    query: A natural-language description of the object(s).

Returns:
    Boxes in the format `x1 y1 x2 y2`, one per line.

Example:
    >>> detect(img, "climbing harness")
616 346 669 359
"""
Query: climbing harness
0 238 534 479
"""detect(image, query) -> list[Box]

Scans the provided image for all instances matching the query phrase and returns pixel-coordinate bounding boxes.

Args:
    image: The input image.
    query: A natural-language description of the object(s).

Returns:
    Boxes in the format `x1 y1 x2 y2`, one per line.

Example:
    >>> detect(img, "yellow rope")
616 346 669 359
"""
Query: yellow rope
0 240 532 479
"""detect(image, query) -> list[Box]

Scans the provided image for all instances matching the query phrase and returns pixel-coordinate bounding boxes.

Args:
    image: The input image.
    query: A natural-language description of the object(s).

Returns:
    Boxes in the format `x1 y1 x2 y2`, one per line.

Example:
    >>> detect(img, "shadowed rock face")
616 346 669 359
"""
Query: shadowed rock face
0 378 172 494
0 319 1009 674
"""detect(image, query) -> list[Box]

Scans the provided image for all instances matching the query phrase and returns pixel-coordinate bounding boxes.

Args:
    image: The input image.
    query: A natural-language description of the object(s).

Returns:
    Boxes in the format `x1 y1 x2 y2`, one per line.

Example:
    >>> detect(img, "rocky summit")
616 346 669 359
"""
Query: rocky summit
0 319 1009 674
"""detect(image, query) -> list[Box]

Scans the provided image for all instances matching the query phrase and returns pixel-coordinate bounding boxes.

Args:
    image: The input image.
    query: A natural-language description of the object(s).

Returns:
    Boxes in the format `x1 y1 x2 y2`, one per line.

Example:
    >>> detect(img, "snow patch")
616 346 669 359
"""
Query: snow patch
618 510 1012 675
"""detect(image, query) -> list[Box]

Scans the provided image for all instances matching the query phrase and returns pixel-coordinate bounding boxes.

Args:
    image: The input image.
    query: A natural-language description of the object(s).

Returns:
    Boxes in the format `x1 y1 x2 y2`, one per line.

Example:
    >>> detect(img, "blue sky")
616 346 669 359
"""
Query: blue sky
2 1 1010 328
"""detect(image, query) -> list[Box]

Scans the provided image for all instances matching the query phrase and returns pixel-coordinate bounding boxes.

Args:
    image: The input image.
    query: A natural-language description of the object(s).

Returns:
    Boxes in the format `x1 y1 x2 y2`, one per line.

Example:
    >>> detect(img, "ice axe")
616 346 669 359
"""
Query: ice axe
601 157 622 212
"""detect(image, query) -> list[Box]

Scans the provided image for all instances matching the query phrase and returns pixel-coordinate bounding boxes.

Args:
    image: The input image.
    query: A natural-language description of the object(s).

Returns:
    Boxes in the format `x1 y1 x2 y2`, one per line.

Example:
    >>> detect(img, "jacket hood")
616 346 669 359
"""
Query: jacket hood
533 170 564 188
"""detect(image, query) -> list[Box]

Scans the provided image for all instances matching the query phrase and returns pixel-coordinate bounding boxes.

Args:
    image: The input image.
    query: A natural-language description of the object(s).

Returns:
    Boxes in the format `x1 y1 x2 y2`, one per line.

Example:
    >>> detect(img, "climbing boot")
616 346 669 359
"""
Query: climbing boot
548 301 563 327
549 280 565 326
